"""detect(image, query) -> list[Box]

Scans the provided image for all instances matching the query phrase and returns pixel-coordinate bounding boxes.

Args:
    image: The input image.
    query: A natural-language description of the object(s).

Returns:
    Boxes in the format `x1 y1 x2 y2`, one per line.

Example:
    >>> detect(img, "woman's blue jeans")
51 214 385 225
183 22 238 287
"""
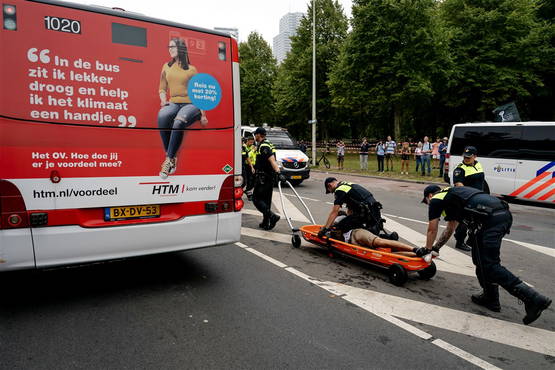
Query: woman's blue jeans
158 103 201 158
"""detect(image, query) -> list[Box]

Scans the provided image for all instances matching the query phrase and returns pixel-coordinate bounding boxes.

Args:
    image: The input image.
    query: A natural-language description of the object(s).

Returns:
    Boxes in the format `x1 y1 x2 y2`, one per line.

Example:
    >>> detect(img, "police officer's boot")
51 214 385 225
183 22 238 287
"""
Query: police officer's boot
266 212 280 231
471 284 501 312
259 213 270 229
510 282 552 325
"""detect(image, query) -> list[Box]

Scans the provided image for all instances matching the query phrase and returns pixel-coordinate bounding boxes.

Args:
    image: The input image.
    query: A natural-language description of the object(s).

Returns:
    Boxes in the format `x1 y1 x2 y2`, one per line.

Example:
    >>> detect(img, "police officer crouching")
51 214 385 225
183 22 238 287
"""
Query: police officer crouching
319 177 383 238
452 146 485 251
421 184 552 325
252 127 285 230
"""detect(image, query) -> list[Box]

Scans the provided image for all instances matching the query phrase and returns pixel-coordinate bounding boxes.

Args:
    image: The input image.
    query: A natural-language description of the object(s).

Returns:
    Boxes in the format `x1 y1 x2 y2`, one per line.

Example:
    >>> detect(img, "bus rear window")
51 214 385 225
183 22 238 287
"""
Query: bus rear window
112 23 147 47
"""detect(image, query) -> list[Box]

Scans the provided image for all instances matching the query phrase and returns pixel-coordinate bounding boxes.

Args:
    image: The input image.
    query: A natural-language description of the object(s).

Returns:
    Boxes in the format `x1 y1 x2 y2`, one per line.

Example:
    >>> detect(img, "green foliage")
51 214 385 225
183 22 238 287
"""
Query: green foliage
438 0 553 121
272 0 349 140
239 32 278 126
329 0 448 140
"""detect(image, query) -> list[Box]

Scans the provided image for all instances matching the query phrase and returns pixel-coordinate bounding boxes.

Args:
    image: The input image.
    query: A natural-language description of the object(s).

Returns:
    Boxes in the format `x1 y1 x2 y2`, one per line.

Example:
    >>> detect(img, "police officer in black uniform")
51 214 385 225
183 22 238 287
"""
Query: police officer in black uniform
421 184 552 325
319 177 380 237
452 146 486 251
253 127 285 230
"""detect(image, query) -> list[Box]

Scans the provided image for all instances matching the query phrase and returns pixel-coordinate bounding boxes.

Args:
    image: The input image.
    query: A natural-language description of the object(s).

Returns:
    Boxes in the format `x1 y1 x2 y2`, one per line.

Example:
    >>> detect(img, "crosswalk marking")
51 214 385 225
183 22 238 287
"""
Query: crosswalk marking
382 216 477 277
272 191 311 223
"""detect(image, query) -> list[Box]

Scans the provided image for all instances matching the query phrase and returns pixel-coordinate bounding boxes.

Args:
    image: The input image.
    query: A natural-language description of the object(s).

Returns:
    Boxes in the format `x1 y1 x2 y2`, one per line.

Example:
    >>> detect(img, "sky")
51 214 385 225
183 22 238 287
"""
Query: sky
66 0 353 46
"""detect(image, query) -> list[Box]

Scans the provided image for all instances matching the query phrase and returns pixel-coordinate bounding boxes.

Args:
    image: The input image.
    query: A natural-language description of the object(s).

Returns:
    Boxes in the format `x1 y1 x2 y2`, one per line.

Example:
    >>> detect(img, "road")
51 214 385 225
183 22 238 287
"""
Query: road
1 173 554 369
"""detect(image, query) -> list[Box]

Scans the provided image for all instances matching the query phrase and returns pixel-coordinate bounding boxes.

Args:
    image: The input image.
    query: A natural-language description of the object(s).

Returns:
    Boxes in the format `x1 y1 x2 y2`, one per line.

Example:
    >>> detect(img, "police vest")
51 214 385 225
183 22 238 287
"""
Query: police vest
335 182 375 211
431 187 451 217
255 140 276 173
455 161 485 190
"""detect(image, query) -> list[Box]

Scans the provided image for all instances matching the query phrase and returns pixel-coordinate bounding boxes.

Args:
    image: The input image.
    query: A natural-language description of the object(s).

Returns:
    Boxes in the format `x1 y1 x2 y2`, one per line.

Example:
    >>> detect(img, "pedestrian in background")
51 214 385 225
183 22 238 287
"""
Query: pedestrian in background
432 137 441 169
299 140 307 154
400 139 411 175
375 140 385 172
438 137 448 178
336 140 345 170
385 136 396 172
421 136 432 176
414 141 423 173
359 138 370 170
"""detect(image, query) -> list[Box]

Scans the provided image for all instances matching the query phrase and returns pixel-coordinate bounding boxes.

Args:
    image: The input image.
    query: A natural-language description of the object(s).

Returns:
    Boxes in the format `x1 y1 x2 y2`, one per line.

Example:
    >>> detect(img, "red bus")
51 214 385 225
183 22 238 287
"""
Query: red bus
0 0 243 270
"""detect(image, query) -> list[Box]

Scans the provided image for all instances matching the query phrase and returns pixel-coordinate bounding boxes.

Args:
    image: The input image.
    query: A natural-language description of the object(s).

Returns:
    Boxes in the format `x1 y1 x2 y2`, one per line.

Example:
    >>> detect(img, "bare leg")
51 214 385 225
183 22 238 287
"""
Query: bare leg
373 237 416 256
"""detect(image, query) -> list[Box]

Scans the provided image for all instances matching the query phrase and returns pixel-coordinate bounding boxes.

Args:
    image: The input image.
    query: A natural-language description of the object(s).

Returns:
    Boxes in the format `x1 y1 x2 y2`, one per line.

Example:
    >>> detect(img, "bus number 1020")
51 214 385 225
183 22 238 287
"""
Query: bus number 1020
44 16 81 34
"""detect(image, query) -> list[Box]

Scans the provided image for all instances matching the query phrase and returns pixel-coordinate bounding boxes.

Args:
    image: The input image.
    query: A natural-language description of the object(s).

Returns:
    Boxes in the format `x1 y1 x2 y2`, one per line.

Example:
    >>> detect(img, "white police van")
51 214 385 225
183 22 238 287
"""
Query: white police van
444 122 555 205
241 126 310 185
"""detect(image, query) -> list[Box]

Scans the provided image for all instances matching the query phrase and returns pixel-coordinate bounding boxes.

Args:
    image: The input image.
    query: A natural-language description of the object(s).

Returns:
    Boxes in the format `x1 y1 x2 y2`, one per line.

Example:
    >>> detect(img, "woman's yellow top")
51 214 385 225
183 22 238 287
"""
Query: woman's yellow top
159 63 198 103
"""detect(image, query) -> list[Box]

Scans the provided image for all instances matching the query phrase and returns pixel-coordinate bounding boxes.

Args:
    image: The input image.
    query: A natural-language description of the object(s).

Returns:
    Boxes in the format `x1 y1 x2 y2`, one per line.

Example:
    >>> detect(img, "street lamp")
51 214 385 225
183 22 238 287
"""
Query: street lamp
311 0 317 167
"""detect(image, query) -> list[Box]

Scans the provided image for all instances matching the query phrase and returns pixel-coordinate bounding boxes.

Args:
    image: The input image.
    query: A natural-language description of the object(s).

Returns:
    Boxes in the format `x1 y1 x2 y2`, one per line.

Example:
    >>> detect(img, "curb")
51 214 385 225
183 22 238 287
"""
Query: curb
311 169 446 186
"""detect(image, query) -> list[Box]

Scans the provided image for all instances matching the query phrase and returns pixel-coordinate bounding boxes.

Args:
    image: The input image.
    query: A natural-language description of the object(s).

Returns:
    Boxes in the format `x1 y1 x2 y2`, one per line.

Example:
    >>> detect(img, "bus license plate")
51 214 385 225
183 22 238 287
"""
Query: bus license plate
105 205 160 221
291 175 302 179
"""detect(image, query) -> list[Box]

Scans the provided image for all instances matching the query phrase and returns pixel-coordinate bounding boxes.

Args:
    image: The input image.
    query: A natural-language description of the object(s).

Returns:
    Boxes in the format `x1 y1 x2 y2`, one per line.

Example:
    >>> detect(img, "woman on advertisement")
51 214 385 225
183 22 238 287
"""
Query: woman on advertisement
158 38 208 178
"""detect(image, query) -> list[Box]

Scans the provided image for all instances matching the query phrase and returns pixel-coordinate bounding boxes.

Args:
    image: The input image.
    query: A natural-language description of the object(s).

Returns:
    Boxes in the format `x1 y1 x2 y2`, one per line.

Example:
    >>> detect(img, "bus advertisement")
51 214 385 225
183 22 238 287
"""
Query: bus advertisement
0 0 243 270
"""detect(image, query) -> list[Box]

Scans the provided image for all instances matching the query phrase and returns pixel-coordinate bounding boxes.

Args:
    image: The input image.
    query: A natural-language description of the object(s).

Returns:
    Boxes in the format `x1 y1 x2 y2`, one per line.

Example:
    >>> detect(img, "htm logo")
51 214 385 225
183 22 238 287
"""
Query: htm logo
152 184 180 195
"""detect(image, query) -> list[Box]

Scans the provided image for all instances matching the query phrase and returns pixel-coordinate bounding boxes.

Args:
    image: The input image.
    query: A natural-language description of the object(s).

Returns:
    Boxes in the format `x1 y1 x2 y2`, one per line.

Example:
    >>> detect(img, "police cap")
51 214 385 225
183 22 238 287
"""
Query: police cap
463 146 477 157
324 177 337 194
421 184 441 204
253 127 266 136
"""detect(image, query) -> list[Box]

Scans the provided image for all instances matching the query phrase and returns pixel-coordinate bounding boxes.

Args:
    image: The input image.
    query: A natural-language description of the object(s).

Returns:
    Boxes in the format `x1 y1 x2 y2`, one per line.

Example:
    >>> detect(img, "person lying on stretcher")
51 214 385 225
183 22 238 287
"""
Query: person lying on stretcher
319 214 432 261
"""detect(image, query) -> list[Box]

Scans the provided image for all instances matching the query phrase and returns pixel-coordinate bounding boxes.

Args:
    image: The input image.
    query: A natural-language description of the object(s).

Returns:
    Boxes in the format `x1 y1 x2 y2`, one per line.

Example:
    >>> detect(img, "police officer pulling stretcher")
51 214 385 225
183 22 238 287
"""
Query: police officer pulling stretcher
452 146 485 251
421 184 552 325
253 127 285 230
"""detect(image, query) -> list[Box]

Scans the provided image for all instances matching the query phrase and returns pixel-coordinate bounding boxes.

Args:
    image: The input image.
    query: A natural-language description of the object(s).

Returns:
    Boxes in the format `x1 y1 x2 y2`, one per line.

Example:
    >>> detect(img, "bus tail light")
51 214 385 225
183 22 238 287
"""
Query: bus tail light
3 4 17 31
0 180 29 229
234 186 244 212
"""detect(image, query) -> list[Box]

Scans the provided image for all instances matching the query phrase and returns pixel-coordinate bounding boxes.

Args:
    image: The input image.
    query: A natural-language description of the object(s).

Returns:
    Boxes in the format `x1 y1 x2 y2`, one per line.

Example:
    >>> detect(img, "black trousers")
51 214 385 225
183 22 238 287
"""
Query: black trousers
469 210 521 291
242 165 254 193
253 173 275 221
455 223 468 244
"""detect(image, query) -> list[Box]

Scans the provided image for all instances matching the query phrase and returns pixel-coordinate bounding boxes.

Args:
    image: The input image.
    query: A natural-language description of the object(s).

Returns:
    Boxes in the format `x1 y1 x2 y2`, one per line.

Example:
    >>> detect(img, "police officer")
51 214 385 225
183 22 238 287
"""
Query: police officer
452 146 485 251
241 135 255 201
253 127 285 230
421 184 552 325
319 177 379 237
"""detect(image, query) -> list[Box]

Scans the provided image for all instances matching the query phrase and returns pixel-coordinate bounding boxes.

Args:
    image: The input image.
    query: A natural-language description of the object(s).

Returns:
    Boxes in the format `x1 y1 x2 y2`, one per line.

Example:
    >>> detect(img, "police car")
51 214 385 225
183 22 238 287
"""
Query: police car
241 126 310 185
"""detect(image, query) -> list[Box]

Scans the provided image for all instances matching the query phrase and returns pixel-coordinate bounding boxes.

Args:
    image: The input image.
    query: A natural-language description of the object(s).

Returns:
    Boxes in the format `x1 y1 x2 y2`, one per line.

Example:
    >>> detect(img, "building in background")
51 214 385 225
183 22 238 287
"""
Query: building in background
214 27 239 40
272 12 304 64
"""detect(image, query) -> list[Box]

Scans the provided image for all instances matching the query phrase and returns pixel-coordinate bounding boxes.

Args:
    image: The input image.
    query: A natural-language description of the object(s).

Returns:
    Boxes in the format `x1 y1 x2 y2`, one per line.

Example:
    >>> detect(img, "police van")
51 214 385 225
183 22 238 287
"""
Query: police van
444 122 555 204
241 126 310 185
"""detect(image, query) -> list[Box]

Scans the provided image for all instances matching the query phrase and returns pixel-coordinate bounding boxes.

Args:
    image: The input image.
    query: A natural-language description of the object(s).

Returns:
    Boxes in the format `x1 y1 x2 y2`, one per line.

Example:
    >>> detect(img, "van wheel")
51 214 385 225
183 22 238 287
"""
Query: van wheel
388 264 408 286
290 179 303 186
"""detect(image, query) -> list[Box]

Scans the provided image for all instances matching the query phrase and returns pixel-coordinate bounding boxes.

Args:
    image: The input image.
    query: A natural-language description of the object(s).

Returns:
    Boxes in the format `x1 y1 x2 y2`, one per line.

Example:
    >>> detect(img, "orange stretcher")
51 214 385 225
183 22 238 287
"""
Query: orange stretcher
298 225 437 286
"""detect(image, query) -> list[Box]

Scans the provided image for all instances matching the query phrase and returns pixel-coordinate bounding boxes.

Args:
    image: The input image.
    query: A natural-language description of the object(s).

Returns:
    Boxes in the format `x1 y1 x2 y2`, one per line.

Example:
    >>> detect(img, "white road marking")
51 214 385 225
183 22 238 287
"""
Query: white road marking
504 238 555 258
384 213 554 258
237 244 288 268
242 207 310 223
431 339 502 370
272 191 311 223
241 227 293 244
237 242 508 369
382 217 477 277
282 193 320 202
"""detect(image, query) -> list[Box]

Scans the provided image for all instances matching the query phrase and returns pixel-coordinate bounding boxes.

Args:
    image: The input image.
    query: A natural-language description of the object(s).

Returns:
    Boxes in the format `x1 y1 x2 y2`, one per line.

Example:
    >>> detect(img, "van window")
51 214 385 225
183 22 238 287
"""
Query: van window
519 126 555 161
266 131 298 150
451 126 521 159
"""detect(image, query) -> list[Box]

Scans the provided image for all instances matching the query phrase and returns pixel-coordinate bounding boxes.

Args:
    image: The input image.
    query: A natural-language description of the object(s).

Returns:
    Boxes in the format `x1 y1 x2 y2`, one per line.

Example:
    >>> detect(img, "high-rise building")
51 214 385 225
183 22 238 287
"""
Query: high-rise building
214 27 239 40
272 12 304 64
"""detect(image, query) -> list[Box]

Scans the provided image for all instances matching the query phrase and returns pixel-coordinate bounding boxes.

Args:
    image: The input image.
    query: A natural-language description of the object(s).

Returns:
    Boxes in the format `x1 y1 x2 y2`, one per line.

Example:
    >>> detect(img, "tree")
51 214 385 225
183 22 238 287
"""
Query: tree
329 0 448 140
439 0 553 122
239 32 277 126
272 0 348 139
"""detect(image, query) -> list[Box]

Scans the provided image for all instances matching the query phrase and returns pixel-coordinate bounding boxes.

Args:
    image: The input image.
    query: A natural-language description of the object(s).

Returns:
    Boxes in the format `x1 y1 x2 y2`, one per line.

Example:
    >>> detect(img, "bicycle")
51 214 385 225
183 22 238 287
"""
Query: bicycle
316 151 331 169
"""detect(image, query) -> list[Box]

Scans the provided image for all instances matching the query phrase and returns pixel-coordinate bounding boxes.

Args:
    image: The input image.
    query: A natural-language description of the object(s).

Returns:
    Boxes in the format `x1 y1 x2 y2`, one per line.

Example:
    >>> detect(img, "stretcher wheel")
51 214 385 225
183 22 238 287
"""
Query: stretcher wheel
388 263 408 286
417 261 437 280
291 234 301 248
